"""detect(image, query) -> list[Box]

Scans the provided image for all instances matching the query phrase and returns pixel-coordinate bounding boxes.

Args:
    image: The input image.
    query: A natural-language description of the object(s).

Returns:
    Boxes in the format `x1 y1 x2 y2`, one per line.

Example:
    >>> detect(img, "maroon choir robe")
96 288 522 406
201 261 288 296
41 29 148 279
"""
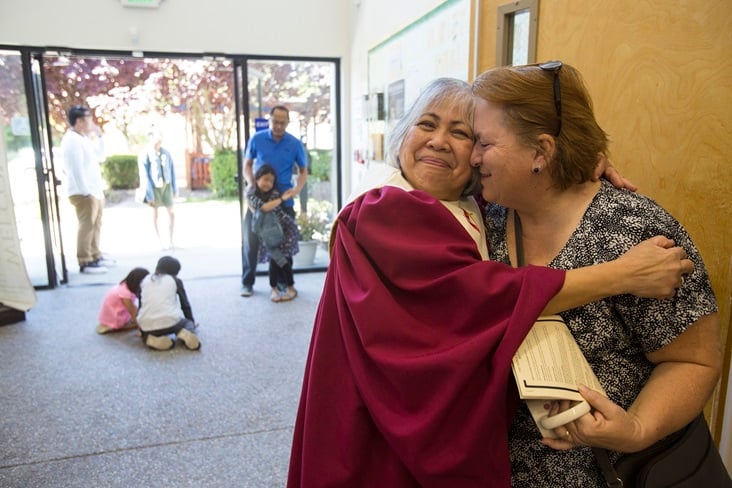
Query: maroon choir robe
288 186 565 487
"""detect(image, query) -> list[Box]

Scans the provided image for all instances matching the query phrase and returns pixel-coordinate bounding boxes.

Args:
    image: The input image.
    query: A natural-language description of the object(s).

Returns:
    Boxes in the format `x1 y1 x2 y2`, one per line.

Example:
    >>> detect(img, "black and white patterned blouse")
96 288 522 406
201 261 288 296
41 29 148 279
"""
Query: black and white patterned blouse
484 180 718 487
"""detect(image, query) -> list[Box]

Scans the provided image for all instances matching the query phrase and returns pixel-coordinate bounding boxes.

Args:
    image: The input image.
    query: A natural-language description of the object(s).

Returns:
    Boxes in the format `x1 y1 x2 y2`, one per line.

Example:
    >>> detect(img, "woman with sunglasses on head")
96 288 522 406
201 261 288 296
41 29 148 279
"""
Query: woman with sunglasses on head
288 77 693 487
472 61 721 486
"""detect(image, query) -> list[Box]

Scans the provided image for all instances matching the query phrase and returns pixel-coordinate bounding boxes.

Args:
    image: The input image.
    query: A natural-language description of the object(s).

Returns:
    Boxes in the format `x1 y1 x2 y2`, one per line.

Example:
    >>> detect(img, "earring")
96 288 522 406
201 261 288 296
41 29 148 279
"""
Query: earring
532 166 542 174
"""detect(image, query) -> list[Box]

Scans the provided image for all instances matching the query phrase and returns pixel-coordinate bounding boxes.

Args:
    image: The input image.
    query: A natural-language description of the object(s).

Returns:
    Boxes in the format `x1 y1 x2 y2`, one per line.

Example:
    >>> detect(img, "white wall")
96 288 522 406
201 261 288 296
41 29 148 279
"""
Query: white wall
0 0 349 57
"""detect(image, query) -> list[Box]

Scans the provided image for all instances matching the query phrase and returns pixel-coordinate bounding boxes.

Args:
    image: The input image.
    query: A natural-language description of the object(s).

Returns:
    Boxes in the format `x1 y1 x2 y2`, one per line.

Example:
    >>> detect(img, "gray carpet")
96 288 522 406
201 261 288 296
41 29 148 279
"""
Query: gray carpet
0 272 325 487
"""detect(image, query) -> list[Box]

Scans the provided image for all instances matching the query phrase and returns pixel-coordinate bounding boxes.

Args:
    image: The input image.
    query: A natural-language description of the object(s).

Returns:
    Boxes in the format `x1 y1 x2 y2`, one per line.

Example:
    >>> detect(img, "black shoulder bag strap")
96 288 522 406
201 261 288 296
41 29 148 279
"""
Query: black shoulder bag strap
513 211 525 267
593 447 623 488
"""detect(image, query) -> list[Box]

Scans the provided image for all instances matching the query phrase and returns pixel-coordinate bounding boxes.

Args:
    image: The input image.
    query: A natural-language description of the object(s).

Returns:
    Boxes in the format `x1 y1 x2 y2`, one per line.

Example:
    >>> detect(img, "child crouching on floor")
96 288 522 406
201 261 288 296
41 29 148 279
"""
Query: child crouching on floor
97 267 150 334
137 256 200 351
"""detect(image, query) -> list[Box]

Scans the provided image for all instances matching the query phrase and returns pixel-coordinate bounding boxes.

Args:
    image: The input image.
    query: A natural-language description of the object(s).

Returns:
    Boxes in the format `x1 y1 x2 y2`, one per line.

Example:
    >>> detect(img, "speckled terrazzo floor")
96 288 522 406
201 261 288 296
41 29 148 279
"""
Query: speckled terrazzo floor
0 271 326 488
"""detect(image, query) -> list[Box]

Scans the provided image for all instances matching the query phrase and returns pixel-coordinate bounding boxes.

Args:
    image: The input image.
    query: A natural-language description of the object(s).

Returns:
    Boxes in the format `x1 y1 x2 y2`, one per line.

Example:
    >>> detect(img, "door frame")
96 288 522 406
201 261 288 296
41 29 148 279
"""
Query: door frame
13 47 67 288
233 55 342 277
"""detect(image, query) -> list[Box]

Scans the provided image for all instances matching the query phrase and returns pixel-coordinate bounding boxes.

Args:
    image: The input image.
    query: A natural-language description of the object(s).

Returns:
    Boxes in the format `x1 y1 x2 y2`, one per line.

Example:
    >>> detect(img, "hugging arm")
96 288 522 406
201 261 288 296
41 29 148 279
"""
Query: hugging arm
121 297 139 326
594 155 638 192
542 235 692 315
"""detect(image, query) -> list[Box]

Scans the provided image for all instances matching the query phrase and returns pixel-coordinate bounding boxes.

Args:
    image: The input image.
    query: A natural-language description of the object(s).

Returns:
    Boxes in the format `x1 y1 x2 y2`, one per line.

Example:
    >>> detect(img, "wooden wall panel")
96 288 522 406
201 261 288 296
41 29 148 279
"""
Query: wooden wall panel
476 0 732 441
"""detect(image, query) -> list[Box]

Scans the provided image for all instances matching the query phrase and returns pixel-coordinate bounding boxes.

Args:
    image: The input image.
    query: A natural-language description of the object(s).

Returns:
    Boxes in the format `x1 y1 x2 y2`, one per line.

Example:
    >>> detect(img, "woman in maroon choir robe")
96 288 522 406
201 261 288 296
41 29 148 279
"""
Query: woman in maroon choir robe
287 78 691 488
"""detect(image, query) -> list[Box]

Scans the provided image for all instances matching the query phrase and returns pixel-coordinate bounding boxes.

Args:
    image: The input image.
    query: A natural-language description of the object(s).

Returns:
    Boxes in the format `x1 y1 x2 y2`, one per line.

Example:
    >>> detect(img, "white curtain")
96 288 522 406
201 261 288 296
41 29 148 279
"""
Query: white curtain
0 120 37 311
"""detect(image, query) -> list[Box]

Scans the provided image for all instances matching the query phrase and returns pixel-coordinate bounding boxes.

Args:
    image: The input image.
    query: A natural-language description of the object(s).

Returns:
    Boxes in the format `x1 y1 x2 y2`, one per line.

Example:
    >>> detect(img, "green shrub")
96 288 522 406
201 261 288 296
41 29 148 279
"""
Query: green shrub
209 149 238 198
3 125 31 157
308 149 332 182
102 154 139 189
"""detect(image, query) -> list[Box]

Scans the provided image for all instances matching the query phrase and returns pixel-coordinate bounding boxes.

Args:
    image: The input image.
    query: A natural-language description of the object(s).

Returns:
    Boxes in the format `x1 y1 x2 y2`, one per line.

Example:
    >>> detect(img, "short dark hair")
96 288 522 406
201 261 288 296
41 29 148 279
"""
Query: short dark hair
155 256 181 276
68 105 91 126
254 163 277 182
270 105 289 118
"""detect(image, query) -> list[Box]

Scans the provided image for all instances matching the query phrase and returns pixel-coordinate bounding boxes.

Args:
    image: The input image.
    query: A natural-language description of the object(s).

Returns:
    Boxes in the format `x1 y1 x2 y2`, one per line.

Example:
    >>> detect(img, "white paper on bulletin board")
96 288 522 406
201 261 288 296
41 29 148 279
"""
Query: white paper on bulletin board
367 0 470 124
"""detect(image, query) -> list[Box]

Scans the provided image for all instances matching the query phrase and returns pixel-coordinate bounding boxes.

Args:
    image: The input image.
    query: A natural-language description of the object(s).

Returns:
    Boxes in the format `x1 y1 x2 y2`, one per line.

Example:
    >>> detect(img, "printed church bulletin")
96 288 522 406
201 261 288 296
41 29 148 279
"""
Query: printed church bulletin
511 315 605 438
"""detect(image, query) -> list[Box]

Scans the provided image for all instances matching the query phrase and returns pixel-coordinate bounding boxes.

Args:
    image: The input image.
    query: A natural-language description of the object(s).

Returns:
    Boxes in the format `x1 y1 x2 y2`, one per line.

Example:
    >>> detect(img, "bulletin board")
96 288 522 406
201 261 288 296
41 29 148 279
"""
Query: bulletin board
367 0 471 123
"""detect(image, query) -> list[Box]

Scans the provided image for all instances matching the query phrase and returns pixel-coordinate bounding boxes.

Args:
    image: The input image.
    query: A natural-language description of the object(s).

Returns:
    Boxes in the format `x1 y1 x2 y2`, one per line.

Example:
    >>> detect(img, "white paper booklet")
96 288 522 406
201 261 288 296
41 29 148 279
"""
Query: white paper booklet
511 315 606 438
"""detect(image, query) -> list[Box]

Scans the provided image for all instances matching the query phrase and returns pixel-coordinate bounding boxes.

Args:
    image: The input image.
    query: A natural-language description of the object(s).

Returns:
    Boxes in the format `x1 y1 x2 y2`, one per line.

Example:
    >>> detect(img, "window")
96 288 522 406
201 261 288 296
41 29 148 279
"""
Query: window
496 0 538 66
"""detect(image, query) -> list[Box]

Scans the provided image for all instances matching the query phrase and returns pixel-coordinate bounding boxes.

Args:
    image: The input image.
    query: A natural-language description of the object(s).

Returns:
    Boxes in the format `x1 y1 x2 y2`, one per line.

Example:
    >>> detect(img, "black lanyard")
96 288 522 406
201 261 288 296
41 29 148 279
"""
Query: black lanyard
513 211 525 267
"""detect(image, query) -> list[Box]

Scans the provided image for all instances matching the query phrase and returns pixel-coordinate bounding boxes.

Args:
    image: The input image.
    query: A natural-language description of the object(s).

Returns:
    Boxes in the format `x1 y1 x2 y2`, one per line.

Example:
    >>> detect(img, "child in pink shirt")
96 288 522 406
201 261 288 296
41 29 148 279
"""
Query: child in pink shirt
97 267 150 334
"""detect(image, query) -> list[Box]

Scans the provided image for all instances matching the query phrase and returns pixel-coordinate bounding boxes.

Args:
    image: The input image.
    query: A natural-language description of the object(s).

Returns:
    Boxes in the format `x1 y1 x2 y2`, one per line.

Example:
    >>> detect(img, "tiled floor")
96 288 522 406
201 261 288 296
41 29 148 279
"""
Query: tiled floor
0 270 326 487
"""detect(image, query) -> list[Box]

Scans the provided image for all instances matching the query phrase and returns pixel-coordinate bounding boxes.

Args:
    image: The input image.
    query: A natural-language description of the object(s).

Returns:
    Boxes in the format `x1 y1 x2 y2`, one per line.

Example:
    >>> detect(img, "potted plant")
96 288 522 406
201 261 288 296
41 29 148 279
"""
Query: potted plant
294 200 332 266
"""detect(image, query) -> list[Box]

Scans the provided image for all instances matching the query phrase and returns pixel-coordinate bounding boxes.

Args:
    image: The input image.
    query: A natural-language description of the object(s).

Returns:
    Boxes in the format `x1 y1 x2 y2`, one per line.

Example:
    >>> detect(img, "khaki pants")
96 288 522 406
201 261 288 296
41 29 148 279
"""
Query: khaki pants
69 194 104 266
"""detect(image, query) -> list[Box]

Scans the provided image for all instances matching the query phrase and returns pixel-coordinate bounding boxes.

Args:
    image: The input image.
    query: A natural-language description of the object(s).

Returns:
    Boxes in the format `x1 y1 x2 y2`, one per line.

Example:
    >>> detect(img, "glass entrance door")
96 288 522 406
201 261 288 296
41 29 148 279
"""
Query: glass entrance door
0 48 64 288
28 52 68 286
236 57 340 273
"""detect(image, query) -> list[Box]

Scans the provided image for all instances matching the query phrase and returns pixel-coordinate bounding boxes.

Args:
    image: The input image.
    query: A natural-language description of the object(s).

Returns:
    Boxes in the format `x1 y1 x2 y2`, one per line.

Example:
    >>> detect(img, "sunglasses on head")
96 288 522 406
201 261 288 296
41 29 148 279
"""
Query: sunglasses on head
539 60 563 137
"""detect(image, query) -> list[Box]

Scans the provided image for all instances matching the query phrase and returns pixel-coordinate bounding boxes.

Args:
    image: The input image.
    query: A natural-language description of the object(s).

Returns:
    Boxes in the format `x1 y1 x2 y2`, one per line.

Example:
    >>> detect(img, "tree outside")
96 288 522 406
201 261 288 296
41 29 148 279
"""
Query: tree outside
0 53 336 194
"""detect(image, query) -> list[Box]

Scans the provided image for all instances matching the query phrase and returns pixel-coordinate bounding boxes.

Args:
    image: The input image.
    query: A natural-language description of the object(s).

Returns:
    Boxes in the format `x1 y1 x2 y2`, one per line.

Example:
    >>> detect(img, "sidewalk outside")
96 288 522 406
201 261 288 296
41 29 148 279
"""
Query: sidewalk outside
59 189 329 287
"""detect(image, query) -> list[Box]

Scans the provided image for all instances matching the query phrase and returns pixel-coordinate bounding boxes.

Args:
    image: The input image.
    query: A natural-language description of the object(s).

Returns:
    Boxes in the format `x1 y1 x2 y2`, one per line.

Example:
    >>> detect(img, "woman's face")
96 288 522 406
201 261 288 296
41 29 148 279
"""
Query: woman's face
398 101 475 201
471 98 538 207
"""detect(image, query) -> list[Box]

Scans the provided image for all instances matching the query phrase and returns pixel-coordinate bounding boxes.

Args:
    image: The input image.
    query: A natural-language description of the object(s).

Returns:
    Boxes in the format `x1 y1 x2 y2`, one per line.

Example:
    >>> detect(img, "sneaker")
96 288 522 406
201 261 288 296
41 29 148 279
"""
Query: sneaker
80 260 108 274
279 287 298 302
240 286 253 297
145 334 174 350
270 289 282 302
97 257 117 267
96 324 113 334
177 328 201 350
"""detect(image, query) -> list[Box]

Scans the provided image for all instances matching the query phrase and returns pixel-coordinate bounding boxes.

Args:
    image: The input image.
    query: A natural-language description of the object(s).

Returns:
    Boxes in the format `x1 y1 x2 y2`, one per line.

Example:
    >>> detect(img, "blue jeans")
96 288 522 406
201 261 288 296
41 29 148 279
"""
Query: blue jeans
242 208 260 288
